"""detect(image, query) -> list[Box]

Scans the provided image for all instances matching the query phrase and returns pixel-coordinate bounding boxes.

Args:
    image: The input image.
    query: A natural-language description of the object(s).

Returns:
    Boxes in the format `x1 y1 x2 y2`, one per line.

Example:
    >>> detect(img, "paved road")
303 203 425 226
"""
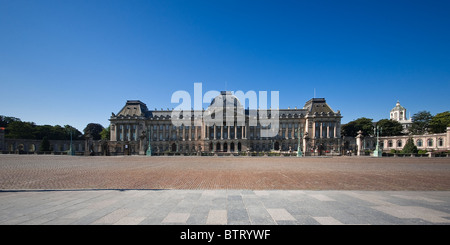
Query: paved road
1 189 449 225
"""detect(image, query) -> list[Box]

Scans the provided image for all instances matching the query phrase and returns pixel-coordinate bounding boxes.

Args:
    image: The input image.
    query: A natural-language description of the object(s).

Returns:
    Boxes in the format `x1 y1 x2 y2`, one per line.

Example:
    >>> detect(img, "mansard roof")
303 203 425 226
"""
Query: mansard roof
111 97 341 121
114 100 149 118
303 98 338 115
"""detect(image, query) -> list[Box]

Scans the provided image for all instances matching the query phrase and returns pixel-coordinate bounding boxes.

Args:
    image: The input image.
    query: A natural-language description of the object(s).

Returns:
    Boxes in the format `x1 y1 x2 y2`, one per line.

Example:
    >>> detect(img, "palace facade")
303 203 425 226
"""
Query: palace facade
108 92 342 155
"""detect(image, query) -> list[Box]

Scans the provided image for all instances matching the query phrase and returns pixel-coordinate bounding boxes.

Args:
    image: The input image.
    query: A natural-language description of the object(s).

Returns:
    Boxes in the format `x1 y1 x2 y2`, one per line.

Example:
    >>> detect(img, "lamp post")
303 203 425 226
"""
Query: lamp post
297 124 303 157
146 128 152 156
68 128 75 156
372 126 382 157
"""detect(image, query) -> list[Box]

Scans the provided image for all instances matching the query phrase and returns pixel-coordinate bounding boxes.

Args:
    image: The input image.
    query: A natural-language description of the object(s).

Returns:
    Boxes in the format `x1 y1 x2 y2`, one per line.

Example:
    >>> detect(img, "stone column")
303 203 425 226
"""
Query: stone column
203 123 206 139
327 123 330 138
320 122 323 139
194 125 198 140
447 127 450 149
312 122 316 139
228 126 230 139
291 124 295 139
139 131 146 155
234 124 237 139
214 125 216 140
245 124 248 139
189 124 192 141
110 123 116 141
168 125 172 140
156 124 160 141
334 123 337 139
303 134 308 154
121 124 125 141
356 130 363 156
162 124 166 141
221 126 223 139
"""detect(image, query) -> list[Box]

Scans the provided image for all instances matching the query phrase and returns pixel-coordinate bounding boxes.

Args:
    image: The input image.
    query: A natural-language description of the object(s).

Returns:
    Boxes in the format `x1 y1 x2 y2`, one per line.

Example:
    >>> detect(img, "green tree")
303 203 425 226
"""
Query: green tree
100 126 110 140
376 119 404 136
33 125 55 140
6 121 36 139
401 138 418 154
83 123 104 140
0 115 20 128
341 117 374 137
410 111 433 135
39 136 51 152
429 111 450 134
1 115 83 140
64 125 83 140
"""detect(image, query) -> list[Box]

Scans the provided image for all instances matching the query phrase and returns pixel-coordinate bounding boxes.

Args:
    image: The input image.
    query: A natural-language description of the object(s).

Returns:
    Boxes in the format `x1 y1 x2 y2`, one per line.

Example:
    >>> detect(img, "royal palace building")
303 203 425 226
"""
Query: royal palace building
108 92 342 155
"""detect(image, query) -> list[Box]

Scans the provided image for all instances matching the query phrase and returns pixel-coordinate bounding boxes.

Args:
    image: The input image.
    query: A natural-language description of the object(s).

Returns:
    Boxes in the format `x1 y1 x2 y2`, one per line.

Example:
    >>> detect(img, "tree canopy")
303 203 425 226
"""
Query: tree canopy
376 119 404 136
100 126 111 140
428 111 450 134
341 117 374 137
1 115 83 140
410 111 433 135
83 123 104 140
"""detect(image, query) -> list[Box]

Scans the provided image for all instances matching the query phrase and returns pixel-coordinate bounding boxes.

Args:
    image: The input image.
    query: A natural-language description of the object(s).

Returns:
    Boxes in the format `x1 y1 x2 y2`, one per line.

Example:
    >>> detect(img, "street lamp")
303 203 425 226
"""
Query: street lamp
372 126 382 157
297 124 303 157
68 128 75 156
146 128 152 156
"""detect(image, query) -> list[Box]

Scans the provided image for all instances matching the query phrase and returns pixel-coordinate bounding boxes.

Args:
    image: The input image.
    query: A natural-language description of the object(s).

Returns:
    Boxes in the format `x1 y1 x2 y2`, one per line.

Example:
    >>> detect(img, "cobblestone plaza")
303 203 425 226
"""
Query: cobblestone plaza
1 155 450 225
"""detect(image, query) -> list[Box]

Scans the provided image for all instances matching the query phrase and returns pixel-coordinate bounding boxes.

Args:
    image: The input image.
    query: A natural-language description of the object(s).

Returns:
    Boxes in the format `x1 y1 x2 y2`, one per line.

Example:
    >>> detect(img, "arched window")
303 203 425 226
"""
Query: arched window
427 139 433 147
416 139 423 147
438 138 443 147
397 140 402 148
388 140 393 147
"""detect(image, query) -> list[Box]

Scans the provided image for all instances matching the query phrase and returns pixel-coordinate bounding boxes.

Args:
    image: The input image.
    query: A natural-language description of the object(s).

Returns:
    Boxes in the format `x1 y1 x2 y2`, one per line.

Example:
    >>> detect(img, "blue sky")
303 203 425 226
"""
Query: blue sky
1 0 449 131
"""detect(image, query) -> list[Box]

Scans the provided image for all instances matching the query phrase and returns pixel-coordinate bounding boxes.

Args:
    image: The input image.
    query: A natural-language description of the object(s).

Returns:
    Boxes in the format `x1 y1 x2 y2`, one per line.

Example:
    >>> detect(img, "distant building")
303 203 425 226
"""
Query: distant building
390 101 412 133
354 127 450 155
